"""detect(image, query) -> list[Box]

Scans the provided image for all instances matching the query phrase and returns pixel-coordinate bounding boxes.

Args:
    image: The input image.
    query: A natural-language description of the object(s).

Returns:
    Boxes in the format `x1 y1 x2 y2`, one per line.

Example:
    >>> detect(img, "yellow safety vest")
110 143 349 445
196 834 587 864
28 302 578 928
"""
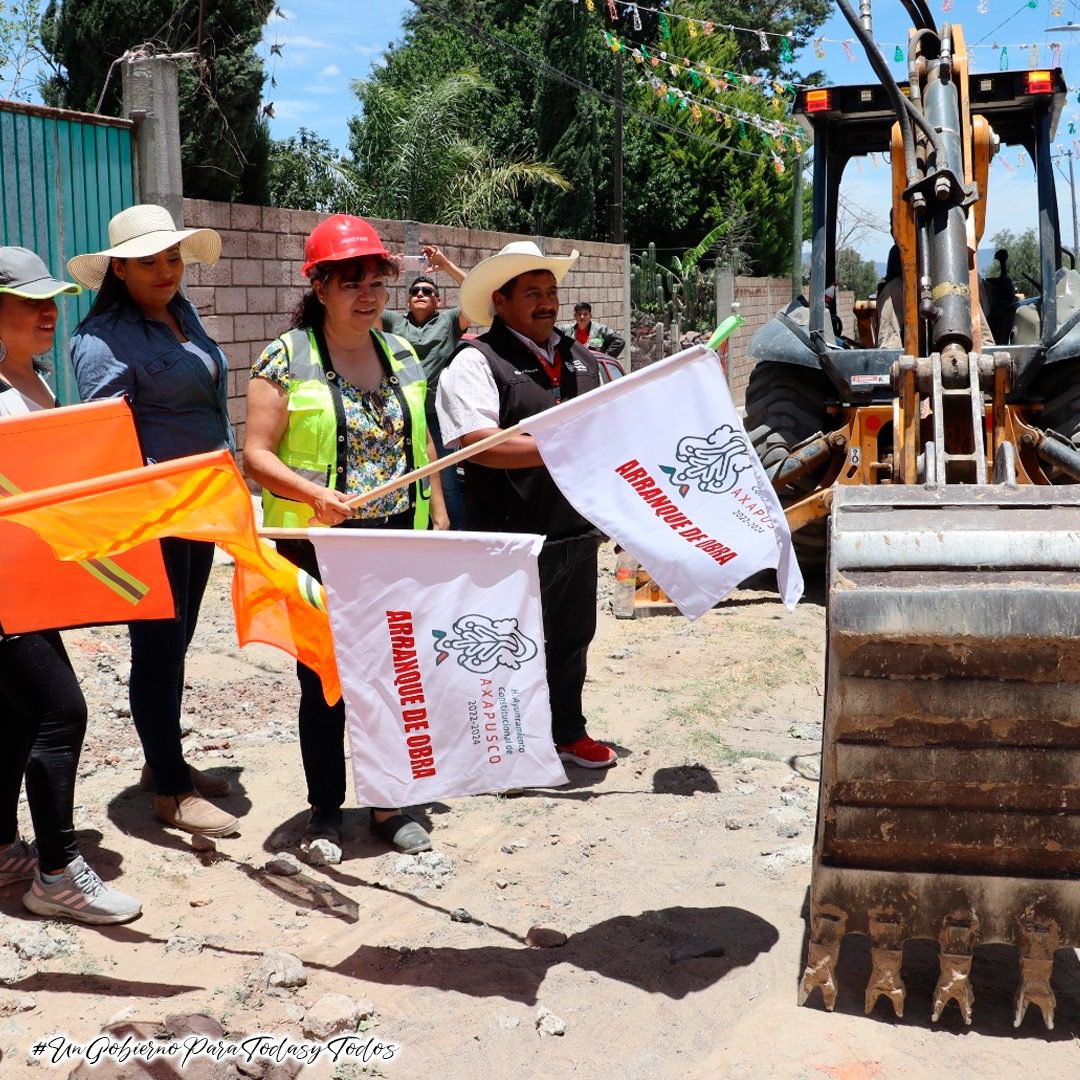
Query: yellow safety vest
260 327 430 529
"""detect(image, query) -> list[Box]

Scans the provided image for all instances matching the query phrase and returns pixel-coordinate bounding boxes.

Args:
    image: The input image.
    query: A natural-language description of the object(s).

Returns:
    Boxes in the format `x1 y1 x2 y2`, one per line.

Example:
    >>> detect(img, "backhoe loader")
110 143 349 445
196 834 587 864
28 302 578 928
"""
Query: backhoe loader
746 0 1080 1027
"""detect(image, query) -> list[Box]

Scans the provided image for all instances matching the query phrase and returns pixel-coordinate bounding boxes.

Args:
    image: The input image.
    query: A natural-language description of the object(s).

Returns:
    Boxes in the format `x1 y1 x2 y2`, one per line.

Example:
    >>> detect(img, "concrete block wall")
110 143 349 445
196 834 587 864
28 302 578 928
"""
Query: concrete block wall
725 278 854 407
182 200 628 455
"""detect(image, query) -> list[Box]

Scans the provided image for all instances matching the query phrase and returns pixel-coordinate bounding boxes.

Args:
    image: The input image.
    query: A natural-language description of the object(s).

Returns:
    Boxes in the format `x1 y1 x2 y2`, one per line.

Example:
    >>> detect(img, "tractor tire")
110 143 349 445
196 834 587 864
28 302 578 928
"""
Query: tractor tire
1029 359 1080 475
744 361 838 569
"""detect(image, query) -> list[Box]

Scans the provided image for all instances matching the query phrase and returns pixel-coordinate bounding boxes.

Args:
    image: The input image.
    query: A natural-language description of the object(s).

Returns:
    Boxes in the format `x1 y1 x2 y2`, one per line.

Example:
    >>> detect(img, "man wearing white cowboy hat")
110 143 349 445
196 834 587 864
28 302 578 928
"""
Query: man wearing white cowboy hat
436 240 617 769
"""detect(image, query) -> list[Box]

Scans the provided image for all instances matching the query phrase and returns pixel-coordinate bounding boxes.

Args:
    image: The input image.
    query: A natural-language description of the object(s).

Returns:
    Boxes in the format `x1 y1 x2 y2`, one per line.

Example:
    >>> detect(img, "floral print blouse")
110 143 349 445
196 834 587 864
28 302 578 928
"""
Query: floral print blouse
251 336 411 519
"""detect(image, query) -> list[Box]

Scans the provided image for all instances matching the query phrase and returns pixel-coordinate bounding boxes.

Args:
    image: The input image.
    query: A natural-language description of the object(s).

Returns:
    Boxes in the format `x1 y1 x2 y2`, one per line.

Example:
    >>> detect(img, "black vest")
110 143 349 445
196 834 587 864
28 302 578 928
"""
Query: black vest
453 318 601 540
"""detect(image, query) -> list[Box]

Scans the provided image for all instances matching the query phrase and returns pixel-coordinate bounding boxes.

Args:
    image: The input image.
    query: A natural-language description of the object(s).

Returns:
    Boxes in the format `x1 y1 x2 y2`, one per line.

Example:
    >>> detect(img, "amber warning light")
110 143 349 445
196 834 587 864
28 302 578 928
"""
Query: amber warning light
805 89 832 113
1025 70 1054 95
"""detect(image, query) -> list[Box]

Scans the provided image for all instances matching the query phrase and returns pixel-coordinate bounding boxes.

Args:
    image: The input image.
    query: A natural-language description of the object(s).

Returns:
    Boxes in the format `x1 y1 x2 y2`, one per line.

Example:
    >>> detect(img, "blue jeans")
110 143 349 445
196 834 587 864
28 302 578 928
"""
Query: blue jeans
428 410 465 530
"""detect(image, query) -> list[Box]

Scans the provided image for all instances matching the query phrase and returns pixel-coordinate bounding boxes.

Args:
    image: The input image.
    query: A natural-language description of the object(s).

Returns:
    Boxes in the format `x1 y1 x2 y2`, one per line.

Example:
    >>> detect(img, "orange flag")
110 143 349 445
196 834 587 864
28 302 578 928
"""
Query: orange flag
0 449 341 704
0 398 173 634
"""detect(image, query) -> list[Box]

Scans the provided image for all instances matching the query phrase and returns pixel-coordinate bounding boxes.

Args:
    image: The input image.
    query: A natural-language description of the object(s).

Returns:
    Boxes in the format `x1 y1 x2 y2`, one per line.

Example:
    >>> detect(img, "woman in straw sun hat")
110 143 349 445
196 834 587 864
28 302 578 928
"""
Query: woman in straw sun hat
0 246 142 924
68 204 238 840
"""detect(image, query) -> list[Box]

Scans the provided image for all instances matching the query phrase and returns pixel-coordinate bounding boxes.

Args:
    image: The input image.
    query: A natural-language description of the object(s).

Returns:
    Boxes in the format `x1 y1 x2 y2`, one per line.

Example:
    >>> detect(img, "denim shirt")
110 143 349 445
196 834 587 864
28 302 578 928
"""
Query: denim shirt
71 295 234 463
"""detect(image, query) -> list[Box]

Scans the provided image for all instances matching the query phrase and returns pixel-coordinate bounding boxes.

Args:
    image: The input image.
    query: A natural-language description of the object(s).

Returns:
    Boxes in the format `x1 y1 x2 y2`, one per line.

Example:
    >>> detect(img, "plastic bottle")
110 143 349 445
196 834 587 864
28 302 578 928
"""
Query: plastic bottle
612 548 638 620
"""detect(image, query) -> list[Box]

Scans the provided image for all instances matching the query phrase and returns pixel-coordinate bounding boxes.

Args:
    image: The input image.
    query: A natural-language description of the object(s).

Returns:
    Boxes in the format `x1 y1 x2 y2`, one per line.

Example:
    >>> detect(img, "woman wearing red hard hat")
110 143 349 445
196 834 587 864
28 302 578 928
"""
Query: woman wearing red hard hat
245 214 447 863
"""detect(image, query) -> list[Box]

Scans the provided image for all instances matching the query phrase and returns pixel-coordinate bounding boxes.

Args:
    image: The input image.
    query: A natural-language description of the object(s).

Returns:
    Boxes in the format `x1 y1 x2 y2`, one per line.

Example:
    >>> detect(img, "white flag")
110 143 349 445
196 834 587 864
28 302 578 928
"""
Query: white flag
522 345 803 618
310 530 567 807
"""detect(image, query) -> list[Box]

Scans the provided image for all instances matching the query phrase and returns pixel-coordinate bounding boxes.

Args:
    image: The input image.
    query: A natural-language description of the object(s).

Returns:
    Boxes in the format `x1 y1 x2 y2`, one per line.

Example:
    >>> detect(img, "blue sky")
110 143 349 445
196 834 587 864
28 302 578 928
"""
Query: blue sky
256 0 1080 259
258 0 412 153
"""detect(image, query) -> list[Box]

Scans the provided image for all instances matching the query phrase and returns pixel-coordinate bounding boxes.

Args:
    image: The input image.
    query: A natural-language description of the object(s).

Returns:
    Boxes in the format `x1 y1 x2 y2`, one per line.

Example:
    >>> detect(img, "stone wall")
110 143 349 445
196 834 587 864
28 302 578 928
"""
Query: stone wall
182 200 628 455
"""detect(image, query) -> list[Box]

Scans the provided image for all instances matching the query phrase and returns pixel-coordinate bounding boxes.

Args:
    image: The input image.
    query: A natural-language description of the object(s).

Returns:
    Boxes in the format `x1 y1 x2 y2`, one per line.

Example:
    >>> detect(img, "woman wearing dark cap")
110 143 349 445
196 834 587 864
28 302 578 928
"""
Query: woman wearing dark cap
245 214 446 863
0 246 141 923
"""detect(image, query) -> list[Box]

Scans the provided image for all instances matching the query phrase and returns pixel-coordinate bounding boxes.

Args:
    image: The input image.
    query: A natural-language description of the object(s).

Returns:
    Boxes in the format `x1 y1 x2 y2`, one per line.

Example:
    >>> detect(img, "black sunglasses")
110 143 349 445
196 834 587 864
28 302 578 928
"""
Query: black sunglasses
409 286 437 297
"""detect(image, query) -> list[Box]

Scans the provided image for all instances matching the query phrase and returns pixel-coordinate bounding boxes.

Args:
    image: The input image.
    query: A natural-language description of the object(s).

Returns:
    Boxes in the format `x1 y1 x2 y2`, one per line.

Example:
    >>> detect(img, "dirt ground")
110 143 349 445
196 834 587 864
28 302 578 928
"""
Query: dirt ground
1 545 1078 1079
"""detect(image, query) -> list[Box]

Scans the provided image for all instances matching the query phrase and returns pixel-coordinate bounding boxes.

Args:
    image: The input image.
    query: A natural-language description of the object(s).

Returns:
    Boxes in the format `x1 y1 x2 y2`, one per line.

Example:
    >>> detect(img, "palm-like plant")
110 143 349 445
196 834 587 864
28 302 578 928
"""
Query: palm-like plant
347 71 568 227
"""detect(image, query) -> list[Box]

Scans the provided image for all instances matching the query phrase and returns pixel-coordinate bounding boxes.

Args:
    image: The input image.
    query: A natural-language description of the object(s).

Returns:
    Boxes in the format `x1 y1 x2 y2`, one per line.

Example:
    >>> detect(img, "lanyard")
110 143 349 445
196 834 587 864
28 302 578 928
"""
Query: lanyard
531 349 562 404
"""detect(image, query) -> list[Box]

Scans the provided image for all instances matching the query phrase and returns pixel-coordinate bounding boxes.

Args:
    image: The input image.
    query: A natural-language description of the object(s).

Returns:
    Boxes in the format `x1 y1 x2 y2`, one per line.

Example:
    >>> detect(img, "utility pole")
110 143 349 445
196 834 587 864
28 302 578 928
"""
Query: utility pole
791 152 804 300
1069 149 1079 257
612 48 624 245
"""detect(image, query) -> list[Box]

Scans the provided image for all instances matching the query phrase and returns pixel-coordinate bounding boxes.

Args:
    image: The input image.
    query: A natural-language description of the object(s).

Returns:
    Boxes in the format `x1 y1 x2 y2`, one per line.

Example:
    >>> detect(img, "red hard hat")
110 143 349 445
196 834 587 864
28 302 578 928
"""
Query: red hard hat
301 214 388 278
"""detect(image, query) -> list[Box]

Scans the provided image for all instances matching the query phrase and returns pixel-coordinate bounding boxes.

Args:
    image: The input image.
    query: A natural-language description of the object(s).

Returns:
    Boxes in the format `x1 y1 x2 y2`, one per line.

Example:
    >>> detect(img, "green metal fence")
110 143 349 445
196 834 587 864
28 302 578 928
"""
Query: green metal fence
0 101 135 403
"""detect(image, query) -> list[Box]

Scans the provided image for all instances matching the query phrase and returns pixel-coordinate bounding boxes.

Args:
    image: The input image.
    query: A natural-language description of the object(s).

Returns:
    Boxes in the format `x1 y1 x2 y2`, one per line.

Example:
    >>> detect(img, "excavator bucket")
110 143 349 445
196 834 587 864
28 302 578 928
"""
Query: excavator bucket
802 484 1080 1027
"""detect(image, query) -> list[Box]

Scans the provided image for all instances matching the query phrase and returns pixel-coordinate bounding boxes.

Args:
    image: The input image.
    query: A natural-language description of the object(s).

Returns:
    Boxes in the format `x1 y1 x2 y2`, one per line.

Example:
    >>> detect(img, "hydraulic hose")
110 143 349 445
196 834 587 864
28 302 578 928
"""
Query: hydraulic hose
836 0 948 179
900 0 937 33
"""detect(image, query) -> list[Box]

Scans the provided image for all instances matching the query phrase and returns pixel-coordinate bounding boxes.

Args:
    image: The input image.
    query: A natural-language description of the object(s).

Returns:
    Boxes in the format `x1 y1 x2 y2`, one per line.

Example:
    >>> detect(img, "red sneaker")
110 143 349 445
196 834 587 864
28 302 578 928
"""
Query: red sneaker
556 735 617 769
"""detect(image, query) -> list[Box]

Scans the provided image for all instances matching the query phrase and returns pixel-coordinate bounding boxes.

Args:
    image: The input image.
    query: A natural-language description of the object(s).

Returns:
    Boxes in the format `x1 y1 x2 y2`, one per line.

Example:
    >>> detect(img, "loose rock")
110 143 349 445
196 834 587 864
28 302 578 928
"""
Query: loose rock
302 993 375 1041
535 1005 567 1036
264 853 304 877
526 926 567 948
258 950 308 989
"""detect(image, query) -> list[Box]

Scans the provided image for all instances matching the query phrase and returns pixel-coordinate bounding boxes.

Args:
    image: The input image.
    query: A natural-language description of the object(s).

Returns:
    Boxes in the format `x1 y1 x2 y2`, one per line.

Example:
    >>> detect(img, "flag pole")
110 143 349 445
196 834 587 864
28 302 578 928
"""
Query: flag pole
257 423 525 540
706 313 744 351
257 319 746 542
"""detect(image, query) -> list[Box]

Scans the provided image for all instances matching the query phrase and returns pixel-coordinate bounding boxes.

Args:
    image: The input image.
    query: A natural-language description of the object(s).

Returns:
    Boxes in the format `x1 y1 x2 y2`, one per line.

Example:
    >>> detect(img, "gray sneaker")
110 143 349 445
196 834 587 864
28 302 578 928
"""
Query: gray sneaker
22 856 142 925
0 838 37 885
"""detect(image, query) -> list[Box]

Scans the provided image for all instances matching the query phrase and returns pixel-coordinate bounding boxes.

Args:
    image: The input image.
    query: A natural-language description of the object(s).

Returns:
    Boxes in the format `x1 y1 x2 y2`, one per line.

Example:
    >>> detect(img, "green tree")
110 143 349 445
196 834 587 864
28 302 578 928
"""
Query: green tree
0 0 43 99
357 0 827 268
835 246 880 301
347 70 568 228
267 128 355 213
986 228 1041 294
39 0 275 201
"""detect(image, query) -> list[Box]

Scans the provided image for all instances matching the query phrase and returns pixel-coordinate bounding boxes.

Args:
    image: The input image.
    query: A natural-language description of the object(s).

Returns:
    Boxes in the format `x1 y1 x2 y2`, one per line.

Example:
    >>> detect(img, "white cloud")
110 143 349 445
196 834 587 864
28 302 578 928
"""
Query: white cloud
320 64 340 77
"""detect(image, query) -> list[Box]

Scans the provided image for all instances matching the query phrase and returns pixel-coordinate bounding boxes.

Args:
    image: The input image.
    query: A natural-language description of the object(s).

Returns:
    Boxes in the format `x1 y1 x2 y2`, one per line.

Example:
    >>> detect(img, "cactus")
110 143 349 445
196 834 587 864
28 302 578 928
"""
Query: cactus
631 241 717 331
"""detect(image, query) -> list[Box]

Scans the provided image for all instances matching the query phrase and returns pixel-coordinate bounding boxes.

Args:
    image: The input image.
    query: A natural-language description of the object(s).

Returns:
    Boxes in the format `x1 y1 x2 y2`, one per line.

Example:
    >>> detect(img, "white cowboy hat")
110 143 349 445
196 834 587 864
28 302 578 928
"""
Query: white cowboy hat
67 204 222 290
459 240 579 325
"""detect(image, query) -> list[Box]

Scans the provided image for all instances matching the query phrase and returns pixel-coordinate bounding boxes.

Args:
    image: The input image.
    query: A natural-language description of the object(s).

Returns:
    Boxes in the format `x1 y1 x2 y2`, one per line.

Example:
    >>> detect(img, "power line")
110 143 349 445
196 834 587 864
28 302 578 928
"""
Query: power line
406 0 799 162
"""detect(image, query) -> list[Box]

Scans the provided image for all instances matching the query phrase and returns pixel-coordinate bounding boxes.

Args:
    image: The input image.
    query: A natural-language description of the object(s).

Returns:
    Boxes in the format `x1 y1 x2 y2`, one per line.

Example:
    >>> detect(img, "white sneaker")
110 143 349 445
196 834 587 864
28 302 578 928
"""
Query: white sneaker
22 856 142 925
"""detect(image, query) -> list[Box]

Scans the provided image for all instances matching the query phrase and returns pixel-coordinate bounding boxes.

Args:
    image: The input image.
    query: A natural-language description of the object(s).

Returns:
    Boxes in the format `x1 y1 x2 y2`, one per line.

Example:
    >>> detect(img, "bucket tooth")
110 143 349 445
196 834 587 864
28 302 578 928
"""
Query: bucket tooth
799 906 847 1010
1014 918 1060 1030
864 911 907 1017
931 912 979 1025
865 947 906 1017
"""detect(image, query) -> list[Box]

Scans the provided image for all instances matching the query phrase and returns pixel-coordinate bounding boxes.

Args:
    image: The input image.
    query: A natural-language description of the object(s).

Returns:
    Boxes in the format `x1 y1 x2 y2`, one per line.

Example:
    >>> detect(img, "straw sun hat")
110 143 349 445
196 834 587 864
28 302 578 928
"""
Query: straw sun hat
67 204 222 290
459 240 579 326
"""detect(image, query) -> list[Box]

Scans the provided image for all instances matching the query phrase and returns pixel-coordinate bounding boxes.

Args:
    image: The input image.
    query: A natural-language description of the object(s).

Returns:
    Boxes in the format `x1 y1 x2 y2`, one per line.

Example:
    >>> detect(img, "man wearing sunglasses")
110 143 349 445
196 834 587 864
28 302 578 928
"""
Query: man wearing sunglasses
383 244 470 527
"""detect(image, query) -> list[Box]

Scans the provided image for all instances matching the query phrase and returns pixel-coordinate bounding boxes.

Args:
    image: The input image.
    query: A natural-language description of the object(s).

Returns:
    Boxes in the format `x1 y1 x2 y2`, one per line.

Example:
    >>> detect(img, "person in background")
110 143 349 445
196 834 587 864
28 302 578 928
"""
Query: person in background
68 204 238 839
382 244 469 529
562 301 625 358
437 241 617 770
245 214 447 863
0 246 141 923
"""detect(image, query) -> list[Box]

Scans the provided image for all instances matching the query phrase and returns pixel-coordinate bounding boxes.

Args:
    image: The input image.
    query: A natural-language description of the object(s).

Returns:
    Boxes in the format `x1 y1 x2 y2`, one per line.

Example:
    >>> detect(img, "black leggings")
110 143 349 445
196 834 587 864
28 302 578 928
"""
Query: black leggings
276 512 412 813
0 630 87 871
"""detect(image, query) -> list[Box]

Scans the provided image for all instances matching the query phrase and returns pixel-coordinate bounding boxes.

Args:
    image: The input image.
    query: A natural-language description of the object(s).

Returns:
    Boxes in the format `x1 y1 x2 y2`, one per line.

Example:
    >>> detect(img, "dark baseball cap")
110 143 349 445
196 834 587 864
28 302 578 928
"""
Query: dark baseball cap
0 247 82 299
